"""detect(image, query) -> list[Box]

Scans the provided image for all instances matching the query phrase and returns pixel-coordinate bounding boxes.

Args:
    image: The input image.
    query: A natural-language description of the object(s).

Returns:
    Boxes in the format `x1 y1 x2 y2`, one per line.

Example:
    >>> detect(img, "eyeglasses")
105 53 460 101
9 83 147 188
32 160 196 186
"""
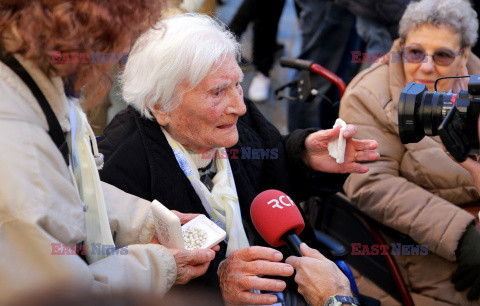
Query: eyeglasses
402 45 464 66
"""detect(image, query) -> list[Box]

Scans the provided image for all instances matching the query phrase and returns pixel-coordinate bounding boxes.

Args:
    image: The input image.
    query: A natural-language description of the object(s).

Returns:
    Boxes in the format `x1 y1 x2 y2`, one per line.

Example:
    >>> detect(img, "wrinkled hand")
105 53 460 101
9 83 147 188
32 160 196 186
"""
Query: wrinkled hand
149 210 218 285
451 224 480 300
217 246 294 305
169 248 216 284
304 125 379 173
149 237 216 284
286 243 352 306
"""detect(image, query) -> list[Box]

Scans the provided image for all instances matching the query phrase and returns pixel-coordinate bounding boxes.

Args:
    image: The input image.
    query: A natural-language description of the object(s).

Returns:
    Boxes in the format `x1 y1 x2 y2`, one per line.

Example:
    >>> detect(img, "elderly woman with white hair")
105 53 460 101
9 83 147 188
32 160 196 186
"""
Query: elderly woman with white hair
339 0 480 304
98 13 379 305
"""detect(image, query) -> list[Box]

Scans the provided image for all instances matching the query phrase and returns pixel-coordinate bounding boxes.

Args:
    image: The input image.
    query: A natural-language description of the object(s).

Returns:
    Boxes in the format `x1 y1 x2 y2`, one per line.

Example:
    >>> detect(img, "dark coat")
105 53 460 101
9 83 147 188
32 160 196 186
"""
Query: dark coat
334 0 411 38
98 99 347 290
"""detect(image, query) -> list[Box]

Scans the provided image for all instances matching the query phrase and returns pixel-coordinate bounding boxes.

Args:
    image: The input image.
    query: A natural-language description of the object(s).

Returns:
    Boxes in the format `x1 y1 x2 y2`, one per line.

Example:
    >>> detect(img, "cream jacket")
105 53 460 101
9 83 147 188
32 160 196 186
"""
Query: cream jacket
339 39 480 305
0 55 176 304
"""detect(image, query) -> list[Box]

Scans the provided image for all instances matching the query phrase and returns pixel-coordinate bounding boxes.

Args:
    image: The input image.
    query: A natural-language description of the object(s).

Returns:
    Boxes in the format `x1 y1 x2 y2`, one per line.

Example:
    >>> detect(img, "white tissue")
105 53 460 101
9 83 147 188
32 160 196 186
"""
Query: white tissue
328 118 347 164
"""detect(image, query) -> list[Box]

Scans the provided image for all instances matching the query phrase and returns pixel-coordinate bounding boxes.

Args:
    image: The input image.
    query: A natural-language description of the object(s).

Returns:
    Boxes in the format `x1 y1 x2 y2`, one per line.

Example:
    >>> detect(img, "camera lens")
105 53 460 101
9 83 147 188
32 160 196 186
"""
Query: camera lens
399 82 456 144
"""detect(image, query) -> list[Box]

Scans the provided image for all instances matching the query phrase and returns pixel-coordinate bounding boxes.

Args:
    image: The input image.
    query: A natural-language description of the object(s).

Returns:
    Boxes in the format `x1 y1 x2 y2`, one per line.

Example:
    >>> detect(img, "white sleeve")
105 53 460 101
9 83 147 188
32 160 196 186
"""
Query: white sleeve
102 181 157 246
0 93 176 303
0 217 177 304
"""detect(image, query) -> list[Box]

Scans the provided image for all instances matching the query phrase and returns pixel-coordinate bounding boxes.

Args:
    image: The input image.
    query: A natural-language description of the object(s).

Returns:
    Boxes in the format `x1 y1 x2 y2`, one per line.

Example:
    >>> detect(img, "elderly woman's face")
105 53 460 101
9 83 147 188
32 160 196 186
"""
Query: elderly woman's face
154 53 246 152
403 24 469 92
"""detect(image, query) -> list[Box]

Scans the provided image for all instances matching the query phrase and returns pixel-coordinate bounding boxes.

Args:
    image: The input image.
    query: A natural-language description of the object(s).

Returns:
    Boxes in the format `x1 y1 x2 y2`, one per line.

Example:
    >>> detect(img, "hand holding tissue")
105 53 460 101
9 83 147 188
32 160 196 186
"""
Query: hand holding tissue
327 119 347 164
304 119 380 174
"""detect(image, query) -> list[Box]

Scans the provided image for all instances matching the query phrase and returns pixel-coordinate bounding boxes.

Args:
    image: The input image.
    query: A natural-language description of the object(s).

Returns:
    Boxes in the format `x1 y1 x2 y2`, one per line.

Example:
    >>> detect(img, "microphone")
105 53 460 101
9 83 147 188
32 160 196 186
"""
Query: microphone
250 189 305 257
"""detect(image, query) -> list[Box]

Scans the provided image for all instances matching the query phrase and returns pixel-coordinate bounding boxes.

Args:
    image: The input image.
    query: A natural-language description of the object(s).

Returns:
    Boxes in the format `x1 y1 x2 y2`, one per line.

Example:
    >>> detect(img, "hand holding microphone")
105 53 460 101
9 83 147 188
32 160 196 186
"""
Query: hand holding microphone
251 190 352 306
286 243 352 306
216 189 306 305
217 246 294 305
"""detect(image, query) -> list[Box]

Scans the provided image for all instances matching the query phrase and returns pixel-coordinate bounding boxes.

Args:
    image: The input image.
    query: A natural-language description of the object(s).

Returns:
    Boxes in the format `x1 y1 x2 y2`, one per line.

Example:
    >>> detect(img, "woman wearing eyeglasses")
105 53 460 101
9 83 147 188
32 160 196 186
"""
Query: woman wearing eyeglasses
339 0 480 304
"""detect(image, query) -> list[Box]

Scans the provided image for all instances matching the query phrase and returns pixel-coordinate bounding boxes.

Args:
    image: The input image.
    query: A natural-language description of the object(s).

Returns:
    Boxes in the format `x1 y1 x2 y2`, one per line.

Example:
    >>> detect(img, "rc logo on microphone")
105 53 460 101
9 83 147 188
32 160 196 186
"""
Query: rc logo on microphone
267 195 294 209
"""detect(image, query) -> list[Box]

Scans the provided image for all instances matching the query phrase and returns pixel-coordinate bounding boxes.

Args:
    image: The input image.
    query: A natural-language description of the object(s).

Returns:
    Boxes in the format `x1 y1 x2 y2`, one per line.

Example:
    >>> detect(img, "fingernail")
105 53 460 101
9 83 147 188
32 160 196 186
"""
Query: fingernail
284 266 294 273
344 131 351 138
301 243 310 249
270 296 278 303
274 252 283 261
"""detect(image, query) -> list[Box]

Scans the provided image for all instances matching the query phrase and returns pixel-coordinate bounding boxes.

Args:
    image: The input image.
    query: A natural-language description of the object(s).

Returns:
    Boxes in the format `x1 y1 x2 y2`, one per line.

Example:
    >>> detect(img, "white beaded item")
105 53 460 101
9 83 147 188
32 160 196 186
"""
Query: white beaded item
183 227 207 250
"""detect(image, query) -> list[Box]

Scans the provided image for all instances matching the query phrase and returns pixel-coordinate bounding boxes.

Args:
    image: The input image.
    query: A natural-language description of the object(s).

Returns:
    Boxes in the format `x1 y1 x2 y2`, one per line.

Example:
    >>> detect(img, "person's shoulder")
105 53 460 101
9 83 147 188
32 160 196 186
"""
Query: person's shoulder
0 77 69 173
348 63 389 93
340 62 395 128
98 107 144 158
0 77 47 129
342 63 391 107
98 109 152 198
0 99 84 239
102 106 139 135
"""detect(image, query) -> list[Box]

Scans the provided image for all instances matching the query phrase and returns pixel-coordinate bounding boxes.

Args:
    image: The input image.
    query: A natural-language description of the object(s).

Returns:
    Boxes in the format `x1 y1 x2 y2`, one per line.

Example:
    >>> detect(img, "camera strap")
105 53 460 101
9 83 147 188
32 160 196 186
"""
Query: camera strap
0 51 70 167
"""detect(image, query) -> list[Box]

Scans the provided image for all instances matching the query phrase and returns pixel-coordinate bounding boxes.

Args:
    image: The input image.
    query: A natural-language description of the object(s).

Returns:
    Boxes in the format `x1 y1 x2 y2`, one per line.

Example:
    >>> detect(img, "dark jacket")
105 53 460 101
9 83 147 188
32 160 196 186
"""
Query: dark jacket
98 99 347 290
334 0 411 38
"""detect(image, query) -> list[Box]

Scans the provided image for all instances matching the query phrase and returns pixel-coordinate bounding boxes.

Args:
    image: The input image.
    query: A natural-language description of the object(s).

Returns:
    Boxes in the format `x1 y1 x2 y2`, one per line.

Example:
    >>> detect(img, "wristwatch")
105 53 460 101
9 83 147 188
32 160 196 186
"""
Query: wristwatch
324 295 359 306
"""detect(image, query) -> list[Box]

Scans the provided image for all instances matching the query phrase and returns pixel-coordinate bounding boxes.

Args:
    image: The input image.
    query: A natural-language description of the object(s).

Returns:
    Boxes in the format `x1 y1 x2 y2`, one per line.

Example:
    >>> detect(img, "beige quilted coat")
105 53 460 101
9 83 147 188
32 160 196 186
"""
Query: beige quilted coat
340 39 480 305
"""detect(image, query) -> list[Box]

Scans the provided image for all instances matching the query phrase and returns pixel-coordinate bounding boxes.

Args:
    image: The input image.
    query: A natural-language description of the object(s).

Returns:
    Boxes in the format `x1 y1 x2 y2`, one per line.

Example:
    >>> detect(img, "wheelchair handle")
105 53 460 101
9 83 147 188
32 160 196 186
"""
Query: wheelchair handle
280 58 313 70
310 63 347 97
280 57 347 98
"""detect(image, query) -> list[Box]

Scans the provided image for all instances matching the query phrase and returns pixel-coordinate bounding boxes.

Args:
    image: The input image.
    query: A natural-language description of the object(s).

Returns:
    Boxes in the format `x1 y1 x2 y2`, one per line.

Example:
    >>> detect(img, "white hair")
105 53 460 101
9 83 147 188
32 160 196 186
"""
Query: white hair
399 0 478 48
121 13 240 119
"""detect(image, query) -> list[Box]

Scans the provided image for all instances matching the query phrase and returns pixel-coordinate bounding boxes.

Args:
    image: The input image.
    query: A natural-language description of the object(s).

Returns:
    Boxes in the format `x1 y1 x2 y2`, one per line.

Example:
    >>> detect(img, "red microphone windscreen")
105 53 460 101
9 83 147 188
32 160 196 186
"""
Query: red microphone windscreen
250 189 305 247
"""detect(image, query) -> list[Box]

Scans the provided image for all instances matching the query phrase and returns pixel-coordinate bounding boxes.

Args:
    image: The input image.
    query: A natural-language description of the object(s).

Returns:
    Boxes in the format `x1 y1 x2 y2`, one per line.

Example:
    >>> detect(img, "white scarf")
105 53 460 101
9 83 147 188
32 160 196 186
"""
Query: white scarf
69 100 114 263
162 128 249 255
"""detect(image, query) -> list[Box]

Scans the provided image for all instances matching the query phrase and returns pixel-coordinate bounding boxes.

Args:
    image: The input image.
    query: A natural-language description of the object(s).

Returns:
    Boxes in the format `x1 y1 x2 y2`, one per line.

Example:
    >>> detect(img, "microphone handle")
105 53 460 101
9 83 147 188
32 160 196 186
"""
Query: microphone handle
284 231 304 257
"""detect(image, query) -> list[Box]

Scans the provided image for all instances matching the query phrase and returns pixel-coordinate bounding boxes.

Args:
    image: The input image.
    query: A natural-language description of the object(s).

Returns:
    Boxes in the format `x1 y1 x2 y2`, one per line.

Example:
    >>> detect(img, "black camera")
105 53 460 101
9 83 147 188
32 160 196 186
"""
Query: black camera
398 75 480 162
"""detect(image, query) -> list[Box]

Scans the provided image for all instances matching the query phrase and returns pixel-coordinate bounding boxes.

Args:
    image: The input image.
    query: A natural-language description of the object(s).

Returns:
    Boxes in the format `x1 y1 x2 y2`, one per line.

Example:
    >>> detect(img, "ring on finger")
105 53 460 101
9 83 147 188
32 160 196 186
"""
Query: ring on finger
354 152 358 161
